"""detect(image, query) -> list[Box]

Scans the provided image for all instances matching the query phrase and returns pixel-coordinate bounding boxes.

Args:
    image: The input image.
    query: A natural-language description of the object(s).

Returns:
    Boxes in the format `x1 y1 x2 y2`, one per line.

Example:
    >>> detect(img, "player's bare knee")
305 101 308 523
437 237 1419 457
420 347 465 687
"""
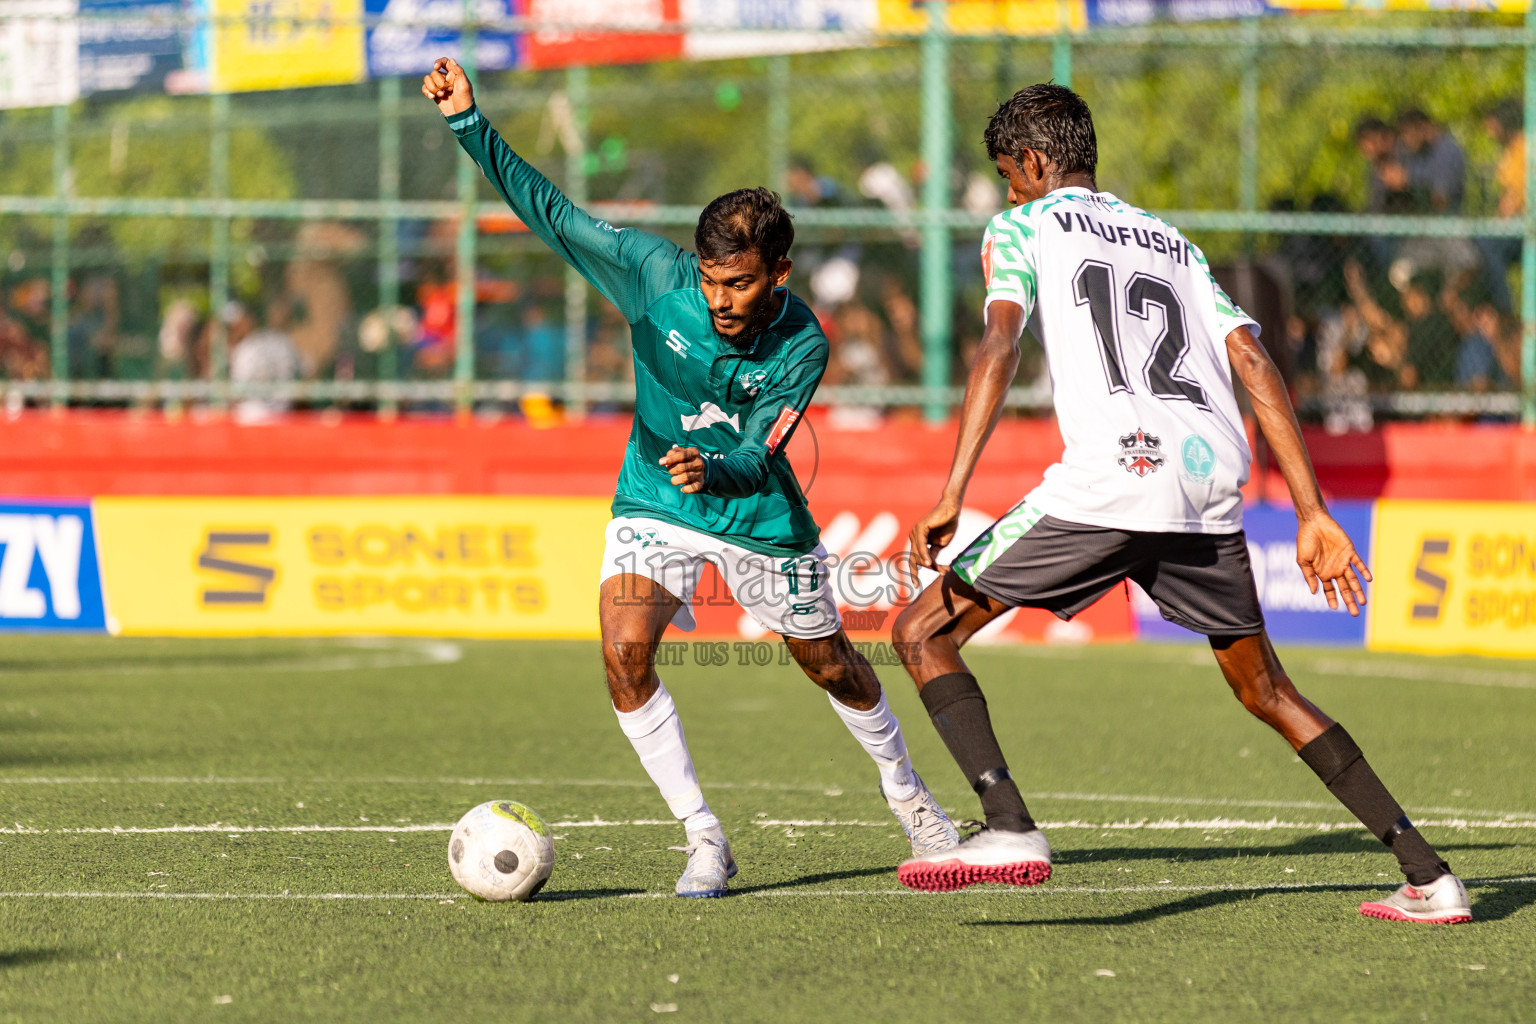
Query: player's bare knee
891 603 936 648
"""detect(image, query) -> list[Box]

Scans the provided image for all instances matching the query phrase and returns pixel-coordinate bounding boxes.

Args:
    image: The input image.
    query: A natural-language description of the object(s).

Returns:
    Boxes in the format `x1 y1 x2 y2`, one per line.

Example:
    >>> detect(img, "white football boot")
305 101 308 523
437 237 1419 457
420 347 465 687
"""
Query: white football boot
883 773 961 857
898 825 1053 892
674 827 737 898
1359 872 1472 924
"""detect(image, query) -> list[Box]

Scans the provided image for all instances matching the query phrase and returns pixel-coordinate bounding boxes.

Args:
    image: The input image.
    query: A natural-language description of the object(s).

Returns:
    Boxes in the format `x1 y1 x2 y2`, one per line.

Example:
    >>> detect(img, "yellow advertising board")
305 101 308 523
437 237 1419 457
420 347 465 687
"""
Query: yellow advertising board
212 0 366 93
1369 500 1536 658
94 497 611 638
878 0 1087 35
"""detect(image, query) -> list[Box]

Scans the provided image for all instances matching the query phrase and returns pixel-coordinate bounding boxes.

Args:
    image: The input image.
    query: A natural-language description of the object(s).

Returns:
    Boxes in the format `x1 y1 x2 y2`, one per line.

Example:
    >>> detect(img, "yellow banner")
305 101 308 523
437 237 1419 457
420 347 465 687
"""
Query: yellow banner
1368 500 1536 658
94 497 610 638
212 0 365 93
878 0 1087 35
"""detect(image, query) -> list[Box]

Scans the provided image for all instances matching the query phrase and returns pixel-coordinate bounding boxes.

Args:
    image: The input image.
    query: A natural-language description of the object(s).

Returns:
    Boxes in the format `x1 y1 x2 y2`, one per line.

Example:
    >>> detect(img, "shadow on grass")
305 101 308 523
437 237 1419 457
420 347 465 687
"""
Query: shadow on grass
534 887 647 902
1057 834 1520 865
732 866 892 895
963 875 1536 927
0 948 71 970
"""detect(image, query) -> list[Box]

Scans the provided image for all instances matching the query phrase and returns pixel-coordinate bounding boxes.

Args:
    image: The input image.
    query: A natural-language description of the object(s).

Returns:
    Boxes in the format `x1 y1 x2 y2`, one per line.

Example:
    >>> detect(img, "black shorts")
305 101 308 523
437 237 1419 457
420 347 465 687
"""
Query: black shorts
949 508 1265 637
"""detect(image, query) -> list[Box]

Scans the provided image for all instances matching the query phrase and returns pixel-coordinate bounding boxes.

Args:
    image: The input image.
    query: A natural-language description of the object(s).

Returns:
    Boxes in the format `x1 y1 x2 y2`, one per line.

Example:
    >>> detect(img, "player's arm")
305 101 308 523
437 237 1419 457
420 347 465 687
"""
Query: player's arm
1227 325 1372 615
422 58 686 323
661 341 826 498
907 301 1025 569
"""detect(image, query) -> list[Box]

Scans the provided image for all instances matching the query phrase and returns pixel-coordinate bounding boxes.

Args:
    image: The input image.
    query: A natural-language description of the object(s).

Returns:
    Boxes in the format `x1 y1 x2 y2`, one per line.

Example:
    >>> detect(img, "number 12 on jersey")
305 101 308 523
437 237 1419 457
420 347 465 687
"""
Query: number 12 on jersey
1072 260 1209 410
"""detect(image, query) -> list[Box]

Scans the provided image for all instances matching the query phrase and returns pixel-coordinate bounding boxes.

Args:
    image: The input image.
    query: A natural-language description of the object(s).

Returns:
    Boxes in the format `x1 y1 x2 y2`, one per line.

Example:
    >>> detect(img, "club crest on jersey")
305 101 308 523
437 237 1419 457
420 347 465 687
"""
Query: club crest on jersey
1117 428 1165 478
736 369 767 396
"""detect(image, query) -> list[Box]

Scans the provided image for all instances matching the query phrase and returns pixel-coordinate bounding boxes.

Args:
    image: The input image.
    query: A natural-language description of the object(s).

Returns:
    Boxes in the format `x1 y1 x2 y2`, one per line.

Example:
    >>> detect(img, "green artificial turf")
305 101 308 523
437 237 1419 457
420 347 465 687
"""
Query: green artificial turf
0 636 1531 1022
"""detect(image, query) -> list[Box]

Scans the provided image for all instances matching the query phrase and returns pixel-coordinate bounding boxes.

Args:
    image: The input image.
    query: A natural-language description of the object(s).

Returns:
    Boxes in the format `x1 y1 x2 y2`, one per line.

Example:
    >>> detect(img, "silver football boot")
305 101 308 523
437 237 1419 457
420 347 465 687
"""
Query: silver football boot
674 827 737 898
883 773 961 857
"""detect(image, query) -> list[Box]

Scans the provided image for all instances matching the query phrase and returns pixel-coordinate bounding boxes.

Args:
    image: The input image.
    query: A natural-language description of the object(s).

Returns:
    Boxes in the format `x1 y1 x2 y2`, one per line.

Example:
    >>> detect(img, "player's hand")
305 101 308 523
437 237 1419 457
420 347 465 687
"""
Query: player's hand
909 496 962 570
1295 511 1372 616
660 446 707 494
422 57 474 116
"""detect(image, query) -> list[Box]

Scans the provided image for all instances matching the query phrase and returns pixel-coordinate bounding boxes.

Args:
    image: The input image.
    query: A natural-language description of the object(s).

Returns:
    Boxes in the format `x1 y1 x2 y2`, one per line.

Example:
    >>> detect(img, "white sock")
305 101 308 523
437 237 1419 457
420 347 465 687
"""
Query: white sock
614 682 720 835
826 692 920 802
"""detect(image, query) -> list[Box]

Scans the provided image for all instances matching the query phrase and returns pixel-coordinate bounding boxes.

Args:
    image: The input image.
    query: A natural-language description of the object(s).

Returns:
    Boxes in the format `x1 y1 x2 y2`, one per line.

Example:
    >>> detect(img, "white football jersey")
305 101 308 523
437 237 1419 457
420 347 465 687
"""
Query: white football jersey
982 187 1258 534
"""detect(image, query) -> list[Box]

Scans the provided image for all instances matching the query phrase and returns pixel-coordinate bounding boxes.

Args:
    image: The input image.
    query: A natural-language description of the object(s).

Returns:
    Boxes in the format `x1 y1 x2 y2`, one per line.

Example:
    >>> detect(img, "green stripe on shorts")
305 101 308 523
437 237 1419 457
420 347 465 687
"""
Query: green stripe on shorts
951 502 1046 586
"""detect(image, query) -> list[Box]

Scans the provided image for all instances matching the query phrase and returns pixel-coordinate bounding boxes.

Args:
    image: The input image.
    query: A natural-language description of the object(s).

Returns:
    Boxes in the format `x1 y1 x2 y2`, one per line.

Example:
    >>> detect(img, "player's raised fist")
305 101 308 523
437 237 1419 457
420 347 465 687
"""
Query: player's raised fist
422 57 474 116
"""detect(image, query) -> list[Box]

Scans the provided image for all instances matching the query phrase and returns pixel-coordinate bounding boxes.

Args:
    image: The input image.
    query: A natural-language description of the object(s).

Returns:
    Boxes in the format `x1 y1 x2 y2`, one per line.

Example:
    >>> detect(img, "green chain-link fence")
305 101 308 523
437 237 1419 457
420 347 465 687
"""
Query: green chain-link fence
1 11 1533 426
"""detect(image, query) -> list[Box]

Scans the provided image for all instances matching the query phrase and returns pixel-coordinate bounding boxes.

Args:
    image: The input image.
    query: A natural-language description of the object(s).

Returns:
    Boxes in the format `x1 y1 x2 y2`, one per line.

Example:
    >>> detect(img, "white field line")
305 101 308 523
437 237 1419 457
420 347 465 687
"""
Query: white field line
2 876 1533 903
1 640 464 676
0 776 1527 821
5 816 1535 835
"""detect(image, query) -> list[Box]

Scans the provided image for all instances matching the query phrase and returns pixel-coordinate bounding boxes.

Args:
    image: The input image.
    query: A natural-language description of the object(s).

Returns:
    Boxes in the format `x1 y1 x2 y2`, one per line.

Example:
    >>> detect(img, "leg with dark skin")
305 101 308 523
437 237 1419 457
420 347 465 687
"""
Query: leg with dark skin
599 573 683 713
892 573 1035 831
1209 631 1333 750
783 630 883 709
1211 629 1449 883
891 572 1015 689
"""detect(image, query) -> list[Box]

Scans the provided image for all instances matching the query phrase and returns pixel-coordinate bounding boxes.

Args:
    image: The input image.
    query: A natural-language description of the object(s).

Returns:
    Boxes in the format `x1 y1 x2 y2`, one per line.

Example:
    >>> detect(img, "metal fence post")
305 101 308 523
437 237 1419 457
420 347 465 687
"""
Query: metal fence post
564 64 590 417
453 1 479 418
210 91 231 410
379 75 402 419
1525 9 1536 427
1052 1 1073 88
920 0 953 423
49 102 70 409
1239 19 1260 216
767 54 790 192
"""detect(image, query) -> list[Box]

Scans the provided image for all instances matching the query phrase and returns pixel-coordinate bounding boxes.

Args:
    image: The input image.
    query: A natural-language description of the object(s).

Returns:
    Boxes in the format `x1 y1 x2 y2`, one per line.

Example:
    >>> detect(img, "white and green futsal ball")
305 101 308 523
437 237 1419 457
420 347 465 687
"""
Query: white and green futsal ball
448 800 556 901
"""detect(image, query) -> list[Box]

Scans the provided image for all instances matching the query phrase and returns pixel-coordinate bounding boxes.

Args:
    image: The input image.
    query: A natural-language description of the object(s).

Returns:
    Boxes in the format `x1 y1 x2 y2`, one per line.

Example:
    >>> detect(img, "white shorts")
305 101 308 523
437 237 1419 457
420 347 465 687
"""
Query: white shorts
599 516 842 640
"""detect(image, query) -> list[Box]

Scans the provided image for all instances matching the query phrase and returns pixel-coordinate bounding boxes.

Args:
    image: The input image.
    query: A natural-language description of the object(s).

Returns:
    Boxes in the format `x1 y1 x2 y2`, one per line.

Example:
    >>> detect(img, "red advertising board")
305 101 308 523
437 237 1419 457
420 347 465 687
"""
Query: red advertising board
517 0 684 69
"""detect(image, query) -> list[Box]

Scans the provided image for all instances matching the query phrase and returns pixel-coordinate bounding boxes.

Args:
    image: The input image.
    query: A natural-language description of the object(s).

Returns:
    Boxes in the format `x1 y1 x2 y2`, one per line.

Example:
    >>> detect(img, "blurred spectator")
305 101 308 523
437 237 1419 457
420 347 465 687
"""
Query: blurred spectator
68 274 119 379
1397 108 1465 214
1314 305 1373 433
516 304 565 385
824 301 893 388
785 157 841 208
1478 98 1524 312
1355 116 1410 214
230 298 300 423
0 306 46 381
1442 282 1511 392
1343 260 1456 390
157 296 201 378
284 221 366 377
879 276 924 382
413 266 457 376
586 303 634 409
858 162 919 248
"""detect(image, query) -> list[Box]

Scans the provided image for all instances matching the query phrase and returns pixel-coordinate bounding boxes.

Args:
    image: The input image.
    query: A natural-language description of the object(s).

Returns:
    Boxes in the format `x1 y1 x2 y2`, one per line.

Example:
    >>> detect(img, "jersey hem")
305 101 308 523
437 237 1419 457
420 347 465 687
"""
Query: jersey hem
1030 503 1244 535
609 498 821 558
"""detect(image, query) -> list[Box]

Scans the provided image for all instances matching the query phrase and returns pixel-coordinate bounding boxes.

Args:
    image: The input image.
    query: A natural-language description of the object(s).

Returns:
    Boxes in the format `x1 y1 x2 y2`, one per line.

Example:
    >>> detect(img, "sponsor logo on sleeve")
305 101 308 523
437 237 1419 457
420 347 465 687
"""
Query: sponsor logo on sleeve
1116 428 1164 478
765 405 801 454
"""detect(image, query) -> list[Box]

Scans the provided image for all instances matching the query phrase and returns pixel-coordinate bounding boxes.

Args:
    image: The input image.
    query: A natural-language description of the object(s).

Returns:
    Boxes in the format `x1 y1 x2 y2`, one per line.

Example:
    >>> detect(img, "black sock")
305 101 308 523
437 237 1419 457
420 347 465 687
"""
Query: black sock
1297 723 1449 886
918 672 1035 833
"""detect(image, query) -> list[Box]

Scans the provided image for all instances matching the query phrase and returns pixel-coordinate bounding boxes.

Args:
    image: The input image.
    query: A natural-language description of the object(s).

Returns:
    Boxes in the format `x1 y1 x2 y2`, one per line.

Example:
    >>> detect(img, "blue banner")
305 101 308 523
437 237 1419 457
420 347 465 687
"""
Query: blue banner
79 0 185 96
1086 0 1275 25
0 501 109 633
1134 500 1373 646
364 0 518 79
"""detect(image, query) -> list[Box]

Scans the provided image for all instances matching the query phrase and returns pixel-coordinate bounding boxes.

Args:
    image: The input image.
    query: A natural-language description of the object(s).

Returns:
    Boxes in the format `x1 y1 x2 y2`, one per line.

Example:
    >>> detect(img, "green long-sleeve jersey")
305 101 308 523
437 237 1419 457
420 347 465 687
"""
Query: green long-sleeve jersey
447 104 824 557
